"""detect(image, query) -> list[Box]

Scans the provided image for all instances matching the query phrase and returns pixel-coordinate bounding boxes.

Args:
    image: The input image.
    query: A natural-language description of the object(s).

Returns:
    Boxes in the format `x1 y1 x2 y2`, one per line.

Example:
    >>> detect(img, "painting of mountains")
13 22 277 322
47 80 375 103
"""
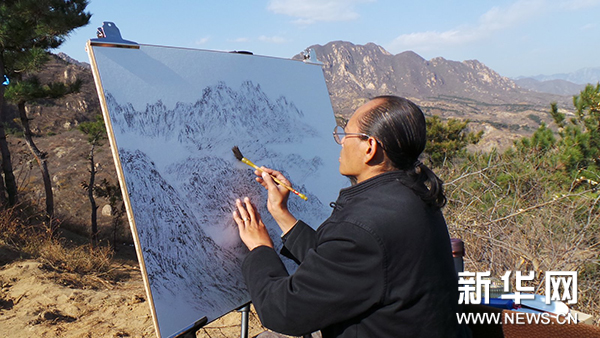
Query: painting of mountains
87 44 347 337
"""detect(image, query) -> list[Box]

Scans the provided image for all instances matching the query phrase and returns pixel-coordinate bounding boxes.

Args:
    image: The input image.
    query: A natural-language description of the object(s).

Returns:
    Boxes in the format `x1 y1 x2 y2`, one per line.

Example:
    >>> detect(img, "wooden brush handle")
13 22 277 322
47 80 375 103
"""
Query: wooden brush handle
241 158 308 201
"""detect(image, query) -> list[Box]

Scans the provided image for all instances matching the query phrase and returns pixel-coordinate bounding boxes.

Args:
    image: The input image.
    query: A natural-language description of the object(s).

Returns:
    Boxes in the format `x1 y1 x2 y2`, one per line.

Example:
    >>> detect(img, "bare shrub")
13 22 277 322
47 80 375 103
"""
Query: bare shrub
440 150 600 325
37 240 113 275
0 207 113 276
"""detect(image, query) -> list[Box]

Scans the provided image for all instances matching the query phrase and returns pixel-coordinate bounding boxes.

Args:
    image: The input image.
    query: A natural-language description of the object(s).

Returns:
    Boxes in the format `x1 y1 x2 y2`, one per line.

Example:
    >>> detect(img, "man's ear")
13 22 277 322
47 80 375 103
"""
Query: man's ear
364 137 382 164
364 137 386 165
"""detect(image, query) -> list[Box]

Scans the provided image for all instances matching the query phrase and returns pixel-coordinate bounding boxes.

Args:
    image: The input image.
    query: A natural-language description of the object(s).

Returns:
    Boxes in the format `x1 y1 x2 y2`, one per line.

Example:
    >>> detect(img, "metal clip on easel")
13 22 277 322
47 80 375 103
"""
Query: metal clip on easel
89 21 139 49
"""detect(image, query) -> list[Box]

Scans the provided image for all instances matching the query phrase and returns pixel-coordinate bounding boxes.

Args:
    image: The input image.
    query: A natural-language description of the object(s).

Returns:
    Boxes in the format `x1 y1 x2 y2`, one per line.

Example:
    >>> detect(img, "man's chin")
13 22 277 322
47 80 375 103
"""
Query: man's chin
342 174 357 186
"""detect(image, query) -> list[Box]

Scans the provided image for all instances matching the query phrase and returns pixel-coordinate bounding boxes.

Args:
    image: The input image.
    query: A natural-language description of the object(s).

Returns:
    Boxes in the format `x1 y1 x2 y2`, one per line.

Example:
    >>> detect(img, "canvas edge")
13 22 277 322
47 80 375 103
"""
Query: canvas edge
86 40 162 338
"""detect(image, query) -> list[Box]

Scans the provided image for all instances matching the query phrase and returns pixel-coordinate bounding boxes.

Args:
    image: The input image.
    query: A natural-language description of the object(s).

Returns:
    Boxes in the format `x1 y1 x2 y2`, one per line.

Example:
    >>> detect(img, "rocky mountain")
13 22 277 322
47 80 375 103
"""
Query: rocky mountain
296 41 569 107
57 52 91 70
293 41 575 150
2 55 100 133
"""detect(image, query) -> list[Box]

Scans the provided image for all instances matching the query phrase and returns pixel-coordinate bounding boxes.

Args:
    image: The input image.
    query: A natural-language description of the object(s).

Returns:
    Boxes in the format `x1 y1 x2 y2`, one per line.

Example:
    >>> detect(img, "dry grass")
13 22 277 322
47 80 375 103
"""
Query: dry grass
36 240 113 275
0 206 113 277
440 151 600 325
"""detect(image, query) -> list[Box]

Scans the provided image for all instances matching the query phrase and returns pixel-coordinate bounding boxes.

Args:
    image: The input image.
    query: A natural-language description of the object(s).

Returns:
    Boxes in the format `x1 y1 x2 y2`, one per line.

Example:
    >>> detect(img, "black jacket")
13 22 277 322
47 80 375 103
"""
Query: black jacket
243 171 462 337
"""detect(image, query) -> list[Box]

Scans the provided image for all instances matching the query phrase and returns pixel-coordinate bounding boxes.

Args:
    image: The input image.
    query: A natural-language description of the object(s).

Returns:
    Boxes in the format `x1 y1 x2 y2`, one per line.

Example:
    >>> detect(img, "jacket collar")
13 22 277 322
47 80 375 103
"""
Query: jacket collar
338 170 406 201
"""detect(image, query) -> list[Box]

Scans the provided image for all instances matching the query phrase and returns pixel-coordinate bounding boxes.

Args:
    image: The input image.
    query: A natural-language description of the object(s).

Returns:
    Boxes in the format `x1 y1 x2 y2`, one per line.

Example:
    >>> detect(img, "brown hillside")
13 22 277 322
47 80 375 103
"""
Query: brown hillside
295 41 575 151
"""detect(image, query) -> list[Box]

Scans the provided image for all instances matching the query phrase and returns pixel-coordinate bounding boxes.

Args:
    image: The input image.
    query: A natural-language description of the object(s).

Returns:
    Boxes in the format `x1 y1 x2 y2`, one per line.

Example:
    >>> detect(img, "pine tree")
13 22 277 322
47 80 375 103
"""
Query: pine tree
0 0 91 214
79 115 107 247
550 84 600 172
425 115 483 167
518 84 600 180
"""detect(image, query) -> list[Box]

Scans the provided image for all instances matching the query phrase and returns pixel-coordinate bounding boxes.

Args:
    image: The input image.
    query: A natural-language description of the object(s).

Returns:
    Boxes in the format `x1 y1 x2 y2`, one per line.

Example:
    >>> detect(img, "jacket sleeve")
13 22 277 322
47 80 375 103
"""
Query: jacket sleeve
280 220 317 264
242 221 386 336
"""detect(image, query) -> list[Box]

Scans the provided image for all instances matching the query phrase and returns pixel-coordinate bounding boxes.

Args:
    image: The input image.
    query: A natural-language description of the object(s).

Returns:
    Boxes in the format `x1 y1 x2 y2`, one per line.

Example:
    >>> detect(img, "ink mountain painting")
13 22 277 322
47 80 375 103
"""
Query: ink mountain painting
88 44 347 337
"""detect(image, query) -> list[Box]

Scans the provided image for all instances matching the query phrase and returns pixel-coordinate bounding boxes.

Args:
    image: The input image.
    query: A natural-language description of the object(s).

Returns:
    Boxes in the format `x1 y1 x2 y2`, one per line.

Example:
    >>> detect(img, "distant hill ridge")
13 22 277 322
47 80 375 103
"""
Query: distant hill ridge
293 41 570 117
513 78 586 96
512 67 600 96
521 67 600 85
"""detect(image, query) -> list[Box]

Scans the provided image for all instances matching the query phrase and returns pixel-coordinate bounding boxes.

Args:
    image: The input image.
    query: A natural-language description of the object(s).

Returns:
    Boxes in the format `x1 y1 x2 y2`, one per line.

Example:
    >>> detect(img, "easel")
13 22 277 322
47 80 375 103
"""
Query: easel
90 22 321 338
239 304 251 338
170 316 208 338
169 303 250 338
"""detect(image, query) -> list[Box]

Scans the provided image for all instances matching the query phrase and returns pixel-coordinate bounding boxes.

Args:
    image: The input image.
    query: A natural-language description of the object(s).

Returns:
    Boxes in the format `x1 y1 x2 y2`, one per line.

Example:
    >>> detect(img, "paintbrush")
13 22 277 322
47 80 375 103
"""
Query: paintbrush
232 146 308 201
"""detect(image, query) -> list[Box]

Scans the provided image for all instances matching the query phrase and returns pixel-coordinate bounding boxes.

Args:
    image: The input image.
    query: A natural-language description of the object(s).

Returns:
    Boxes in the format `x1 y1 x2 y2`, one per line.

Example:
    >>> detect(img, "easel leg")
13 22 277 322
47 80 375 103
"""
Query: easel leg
239 304 250 338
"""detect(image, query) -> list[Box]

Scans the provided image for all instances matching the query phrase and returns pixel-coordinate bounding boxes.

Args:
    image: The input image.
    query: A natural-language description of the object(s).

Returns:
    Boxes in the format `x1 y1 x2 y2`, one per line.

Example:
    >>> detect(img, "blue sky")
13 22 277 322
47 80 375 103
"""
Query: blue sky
57 0 600 78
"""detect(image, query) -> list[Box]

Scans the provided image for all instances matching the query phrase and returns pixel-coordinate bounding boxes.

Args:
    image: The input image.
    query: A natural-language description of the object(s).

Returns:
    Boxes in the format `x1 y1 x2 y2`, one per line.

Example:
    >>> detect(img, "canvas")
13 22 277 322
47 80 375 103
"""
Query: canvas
87 43 348 337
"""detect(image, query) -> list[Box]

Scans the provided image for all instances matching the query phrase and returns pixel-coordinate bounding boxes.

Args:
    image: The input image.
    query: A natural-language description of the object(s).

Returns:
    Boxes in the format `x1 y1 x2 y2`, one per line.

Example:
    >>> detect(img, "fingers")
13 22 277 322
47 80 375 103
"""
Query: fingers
234 198 249 221
261 171 278 191
254 168 273 190
243 196 260 224
254 167 291 188
260 168 292 192
268 169 291 186
232 197 274 250
260 167 291 185
234 197 262 226
232 209 243 225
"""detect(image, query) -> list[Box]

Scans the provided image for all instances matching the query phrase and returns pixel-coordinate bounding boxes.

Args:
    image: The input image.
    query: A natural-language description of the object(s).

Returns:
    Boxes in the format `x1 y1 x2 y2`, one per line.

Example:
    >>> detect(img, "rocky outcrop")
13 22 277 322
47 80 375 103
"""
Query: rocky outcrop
295 41 571 119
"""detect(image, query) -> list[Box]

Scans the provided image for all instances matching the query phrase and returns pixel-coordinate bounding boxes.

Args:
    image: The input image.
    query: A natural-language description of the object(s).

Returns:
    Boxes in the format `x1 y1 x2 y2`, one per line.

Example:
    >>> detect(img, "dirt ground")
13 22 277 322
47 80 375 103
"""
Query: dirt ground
0 257 154 337
0 246 291 338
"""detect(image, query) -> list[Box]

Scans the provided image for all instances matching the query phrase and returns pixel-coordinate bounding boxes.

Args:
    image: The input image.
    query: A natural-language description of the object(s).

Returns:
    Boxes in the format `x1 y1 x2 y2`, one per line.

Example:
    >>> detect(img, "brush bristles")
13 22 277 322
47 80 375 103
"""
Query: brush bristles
232 146 244 161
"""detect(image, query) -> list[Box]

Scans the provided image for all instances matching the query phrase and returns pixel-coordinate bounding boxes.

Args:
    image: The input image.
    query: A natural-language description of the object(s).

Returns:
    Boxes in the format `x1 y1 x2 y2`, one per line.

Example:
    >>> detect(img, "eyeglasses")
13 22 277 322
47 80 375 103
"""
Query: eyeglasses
333 125 371 145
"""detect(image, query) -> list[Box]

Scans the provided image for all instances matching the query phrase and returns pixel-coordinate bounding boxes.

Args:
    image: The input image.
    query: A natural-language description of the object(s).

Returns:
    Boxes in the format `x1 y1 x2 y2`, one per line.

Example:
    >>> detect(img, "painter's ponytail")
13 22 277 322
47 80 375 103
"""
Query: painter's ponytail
414 161 446 208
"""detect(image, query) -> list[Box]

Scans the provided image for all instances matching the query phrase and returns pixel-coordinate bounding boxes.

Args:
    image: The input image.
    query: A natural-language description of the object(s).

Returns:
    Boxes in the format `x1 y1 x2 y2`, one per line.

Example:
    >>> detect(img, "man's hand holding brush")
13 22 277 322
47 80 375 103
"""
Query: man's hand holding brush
254 167 298 235
233 166 300 251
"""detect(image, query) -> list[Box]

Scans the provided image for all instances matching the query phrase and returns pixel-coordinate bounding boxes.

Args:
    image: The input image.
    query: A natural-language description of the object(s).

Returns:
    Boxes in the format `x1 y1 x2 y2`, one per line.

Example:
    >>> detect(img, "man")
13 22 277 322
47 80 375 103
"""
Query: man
233 96 467 337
